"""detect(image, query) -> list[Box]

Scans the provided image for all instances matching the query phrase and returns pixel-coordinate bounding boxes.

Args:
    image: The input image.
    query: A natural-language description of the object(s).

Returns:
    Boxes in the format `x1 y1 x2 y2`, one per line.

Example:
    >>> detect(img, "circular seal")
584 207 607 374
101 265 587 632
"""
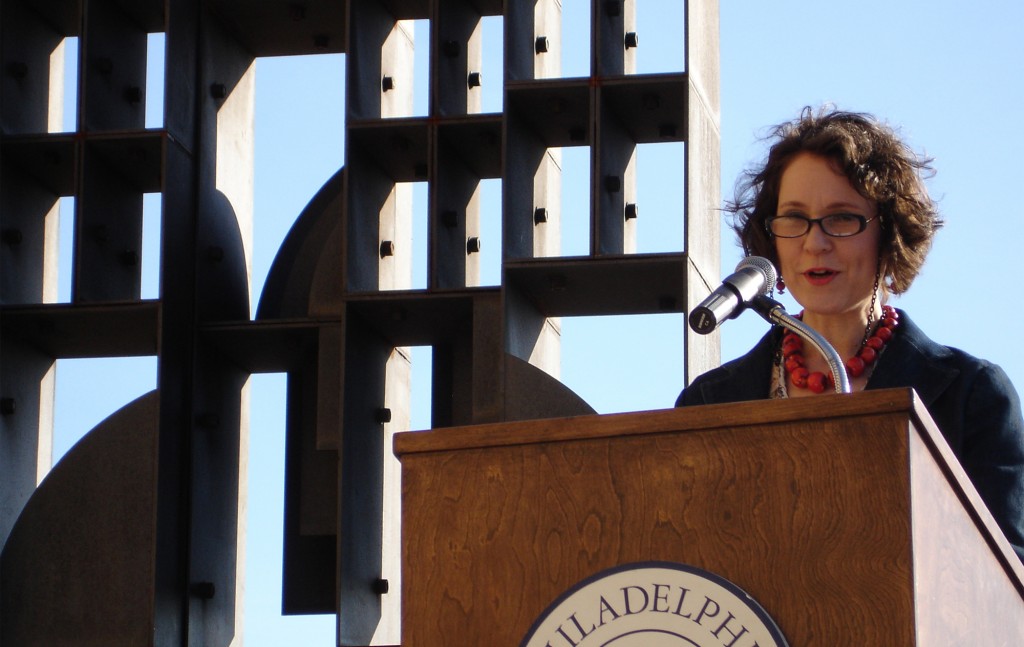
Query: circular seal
520 561 789 647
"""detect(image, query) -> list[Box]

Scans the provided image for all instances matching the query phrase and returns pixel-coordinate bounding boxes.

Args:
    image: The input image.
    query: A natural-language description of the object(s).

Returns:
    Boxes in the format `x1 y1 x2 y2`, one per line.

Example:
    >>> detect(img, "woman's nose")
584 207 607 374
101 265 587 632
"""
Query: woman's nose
802 220 833 252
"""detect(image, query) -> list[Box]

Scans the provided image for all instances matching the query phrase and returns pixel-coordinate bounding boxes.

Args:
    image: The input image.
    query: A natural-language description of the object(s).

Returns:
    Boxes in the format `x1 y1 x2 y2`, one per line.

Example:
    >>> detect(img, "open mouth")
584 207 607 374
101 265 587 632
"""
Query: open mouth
803 268 838 283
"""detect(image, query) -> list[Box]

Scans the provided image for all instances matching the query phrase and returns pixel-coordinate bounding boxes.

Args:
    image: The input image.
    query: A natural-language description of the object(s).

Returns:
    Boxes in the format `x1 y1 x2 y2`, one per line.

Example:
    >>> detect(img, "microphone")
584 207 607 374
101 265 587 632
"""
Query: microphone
688 256 778 334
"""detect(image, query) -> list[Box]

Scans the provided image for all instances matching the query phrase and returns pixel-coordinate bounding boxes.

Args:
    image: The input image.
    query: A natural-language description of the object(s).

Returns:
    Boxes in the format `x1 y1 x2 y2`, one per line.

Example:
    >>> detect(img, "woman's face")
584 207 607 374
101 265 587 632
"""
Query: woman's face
773 152 881 319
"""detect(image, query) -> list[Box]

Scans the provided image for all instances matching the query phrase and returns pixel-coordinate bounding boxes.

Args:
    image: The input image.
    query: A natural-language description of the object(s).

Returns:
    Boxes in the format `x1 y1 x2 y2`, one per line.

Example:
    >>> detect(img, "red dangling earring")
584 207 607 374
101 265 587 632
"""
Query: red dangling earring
776 277 786 294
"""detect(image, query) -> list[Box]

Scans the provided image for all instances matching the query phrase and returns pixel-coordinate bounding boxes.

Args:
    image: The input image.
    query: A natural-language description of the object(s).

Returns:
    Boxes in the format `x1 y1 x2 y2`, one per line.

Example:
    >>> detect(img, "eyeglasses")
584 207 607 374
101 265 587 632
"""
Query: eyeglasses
765 213 877 238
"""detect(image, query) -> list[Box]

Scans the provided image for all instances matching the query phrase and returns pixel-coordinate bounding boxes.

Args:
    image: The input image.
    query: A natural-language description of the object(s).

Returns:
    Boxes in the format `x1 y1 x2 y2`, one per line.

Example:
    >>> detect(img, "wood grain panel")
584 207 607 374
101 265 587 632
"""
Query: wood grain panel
909 421 1024 645
400 394 930 645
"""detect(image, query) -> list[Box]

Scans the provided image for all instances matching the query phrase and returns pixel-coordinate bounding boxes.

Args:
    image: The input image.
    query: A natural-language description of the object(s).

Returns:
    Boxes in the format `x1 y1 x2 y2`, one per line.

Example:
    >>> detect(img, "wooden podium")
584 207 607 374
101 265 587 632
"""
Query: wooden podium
394 388 1024 645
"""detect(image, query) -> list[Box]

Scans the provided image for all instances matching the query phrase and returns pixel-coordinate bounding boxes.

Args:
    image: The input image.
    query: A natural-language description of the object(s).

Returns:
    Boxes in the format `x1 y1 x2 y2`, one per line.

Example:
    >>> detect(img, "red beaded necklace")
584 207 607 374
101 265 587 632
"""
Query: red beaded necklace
781 305 899 393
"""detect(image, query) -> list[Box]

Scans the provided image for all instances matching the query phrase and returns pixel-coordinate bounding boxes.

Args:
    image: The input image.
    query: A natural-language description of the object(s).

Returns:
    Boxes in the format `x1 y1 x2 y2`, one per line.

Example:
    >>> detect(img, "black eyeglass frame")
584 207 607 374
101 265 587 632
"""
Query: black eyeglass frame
764 213 878 238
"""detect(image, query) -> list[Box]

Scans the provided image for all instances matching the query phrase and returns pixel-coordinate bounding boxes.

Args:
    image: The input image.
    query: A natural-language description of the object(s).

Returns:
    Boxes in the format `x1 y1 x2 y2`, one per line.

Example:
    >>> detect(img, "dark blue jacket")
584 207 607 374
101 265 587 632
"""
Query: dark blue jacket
676 309 1024 562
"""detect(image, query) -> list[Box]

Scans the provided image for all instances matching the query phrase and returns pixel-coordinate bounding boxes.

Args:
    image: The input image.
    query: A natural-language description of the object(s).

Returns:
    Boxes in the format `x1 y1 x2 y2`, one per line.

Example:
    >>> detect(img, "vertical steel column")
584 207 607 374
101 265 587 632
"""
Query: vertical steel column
75 0 148 302
158 1 253 644
0 0 69 551
683 0 722 383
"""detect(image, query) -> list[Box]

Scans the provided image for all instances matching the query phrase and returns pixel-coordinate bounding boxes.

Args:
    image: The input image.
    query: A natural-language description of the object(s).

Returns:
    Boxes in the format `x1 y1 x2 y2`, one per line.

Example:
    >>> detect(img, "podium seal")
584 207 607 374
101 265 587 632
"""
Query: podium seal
520 561 789 647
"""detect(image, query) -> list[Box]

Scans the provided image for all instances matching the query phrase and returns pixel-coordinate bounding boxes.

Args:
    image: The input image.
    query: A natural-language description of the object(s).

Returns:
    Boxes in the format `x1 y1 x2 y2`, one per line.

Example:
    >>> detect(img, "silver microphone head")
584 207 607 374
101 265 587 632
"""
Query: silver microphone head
688 256 780 335
735 256 777 296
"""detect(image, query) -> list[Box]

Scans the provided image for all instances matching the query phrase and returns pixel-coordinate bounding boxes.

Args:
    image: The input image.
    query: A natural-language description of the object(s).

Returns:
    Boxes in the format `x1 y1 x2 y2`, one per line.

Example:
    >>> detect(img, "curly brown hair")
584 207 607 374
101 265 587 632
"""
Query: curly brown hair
729 106 942 295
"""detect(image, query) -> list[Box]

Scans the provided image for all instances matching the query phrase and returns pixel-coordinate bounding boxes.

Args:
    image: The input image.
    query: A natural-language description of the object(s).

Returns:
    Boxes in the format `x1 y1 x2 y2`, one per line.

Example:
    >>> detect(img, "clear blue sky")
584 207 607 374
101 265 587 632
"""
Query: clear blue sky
48 1 1023 644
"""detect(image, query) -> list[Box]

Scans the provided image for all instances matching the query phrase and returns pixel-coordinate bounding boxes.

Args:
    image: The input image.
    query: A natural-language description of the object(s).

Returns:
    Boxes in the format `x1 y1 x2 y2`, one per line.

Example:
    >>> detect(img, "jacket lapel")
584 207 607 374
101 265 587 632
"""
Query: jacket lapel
697 329 778 404
866 310 959 407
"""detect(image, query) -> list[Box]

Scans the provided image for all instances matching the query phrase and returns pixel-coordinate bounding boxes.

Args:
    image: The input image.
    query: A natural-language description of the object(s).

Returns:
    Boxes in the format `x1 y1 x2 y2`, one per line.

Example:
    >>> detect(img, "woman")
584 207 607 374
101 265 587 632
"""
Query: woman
676 107 1024 562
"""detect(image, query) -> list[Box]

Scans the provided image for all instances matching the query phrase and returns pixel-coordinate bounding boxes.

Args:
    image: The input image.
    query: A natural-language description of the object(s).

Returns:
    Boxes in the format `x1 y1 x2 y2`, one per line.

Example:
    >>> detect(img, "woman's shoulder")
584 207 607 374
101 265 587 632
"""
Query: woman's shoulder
891 309 1011 379
882 308 1022 422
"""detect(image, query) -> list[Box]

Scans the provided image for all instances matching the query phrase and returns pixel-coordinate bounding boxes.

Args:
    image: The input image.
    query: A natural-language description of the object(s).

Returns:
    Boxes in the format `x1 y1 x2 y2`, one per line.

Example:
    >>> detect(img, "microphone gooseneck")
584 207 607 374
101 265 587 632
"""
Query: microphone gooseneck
748 295 852 394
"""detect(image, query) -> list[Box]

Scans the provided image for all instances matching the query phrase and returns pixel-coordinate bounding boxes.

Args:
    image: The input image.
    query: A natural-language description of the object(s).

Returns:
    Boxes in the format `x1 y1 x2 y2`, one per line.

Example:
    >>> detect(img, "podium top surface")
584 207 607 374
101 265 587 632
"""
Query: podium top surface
394 387 928 456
